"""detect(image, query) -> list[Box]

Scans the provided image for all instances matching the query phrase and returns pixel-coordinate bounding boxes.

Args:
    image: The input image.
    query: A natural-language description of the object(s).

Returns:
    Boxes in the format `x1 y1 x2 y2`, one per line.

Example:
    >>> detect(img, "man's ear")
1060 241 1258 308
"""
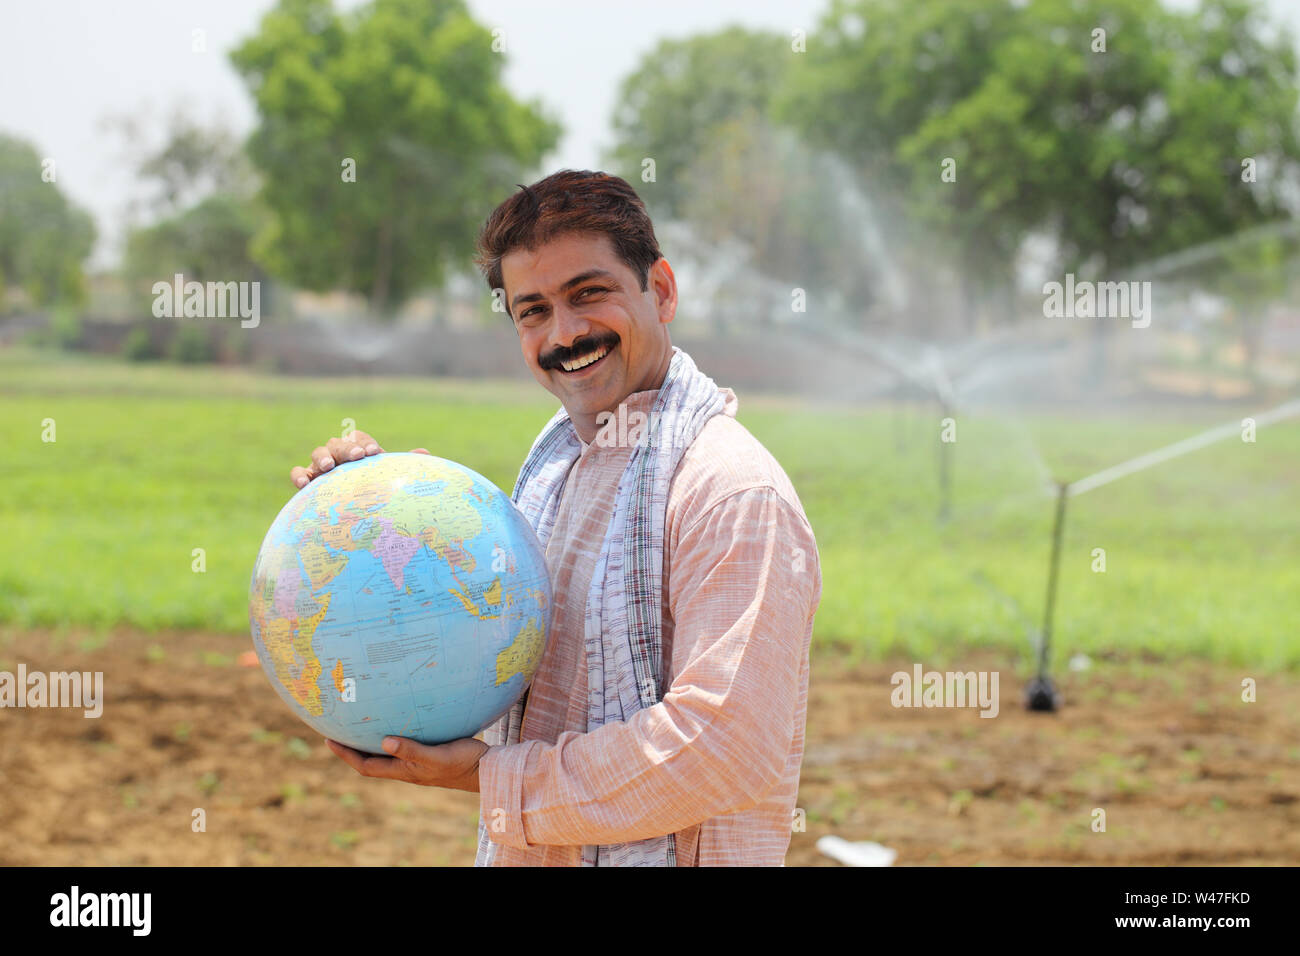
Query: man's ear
650 257 677 326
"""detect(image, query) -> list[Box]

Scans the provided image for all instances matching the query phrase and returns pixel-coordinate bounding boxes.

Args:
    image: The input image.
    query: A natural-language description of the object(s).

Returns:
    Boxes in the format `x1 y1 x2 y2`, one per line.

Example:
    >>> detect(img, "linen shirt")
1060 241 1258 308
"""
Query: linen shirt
476 386 821 865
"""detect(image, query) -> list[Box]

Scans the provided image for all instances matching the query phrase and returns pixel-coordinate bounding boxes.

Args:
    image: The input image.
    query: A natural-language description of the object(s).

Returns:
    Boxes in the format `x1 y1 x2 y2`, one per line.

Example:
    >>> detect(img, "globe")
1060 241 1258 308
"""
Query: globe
248 452 551 754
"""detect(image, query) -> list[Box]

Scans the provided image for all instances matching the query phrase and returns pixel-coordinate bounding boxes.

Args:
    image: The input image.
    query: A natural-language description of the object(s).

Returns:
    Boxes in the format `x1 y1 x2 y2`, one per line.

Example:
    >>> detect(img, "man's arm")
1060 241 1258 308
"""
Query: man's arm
479 485 820 850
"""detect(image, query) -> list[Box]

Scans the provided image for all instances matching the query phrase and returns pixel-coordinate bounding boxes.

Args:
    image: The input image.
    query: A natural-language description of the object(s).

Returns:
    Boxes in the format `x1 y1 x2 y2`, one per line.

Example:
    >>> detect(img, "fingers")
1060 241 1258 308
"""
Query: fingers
351 430 383 454
325 436 362 465
326 430 381 465
309 444 335 475
326 735 483 791
410 448 431 456
290 430 384 490
325 738 404 779
290 447 334 490
382 736 433 762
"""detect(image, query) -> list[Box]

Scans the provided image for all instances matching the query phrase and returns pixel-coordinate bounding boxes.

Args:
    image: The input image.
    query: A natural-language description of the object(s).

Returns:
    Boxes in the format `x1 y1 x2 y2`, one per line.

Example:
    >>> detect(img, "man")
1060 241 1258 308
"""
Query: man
292 170 821 865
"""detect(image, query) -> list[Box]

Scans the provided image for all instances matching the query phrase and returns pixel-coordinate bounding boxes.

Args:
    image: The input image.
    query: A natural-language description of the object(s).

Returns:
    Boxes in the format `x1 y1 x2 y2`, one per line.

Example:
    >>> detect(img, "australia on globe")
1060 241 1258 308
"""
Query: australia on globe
249 452 551 754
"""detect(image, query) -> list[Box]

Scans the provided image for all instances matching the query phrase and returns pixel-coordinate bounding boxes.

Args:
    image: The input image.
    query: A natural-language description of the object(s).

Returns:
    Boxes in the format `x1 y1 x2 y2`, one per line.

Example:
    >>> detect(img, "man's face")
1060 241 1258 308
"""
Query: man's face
503 231 676 438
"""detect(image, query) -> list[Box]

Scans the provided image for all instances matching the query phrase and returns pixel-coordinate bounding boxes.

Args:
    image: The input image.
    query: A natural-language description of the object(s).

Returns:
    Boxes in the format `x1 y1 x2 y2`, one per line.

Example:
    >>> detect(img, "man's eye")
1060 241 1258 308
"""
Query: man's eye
578 287 606 299
520 306 544 319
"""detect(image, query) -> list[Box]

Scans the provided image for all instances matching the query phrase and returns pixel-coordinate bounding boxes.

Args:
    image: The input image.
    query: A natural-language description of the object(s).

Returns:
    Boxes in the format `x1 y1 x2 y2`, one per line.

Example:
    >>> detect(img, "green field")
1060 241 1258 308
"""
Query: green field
3 346 1298 670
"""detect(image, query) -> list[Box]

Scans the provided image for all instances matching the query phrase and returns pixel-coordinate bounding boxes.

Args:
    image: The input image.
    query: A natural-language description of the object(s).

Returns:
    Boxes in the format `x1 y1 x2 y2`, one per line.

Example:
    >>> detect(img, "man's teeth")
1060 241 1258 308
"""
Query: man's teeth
560 345 609 372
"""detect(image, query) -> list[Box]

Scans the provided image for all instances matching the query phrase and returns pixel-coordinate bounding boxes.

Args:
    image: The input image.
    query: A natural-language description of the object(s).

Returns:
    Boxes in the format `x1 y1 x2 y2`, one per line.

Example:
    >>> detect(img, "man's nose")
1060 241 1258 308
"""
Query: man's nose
548 301 592 349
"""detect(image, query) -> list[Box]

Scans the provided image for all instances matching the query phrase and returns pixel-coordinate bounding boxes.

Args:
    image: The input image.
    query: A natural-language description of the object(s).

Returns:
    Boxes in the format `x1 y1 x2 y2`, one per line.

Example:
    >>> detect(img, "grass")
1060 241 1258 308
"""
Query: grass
2 345 1299 670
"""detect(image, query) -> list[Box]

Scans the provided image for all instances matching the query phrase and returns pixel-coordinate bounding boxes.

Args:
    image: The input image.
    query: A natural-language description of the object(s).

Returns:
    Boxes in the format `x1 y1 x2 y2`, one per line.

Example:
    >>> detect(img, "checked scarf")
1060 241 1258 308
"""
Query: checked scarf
474 347 726 867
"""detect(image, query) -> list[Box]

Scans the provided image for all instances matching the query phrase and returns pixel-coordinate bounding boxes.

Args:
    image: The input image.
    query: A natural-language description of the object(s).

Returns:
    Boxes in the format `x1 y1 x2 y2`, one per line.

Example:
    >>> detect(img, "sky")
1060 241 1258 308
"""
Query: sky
0 0 826 267
2 0 1298 268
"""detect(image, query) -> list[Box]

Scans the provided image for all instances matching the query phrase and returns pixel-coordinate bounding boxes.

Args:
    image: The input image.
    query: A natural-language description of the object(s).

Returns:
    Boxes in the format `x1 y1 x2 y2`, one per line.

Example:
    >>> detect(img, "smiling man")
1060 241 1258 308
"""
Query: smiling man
300 169 821 866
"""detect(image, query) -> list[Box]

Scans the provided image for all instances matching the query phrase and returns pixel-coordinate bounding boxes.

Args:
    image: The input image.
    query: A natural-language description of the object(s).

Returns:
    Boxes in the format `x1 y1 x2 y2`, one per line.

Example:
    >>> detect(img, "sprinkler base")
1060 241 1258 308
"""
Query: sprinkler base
1024 675 1061 712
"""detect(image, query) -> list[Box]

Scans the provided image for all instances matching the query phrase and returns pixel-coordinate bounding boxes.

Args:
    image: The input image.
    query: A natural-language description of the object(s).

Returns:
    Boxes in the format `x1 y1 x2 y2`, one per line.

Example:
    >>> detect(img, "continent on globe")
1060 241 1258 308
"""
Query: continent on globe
249 453 552 754
496 617 546 686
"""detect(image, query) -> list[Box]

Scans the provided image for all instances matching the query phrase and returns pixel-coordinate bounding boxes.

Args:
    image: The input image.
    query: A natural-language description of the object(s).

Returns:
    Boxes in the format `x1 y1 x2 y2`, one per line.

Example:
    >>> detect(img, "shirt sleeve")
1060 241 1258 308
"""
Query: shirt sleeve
477 485 821 850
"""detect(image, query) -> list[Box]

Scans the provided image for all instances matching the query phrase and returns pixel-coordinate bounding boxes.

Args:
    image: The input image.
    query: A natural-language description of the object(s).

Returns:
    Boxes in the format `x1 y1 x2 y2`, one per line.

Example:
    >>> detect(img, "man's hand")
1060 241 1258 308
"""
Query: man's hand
290 429 431 489
325 735 490 793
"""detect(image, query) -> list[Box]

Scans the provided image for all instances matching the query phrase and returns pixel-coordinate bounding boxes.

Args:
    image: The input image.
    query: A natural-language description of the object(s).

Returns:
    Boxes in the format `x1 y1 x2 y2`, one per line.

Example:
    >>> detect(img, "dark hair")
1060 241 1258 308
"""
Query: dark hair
474 169 662 309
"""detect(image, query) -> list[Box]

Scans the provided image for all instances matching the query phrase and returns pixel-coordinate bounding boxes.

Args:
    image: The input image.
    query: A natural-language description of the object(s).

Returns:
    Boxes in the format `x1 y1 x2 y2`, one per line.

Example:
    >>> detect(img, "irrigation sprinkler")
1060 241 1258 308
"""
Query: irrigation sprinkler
1022 396 1300 712
1025 481 1068 712
806 323 1061 524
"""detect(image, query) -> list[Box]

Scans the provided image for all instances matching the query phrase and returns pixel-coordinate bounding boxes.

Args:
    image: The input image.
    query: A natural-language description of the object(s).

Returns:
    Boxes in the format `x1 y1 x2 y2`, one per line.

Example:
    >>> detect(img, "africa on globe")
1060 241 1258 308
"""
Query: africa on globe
248 452 551 754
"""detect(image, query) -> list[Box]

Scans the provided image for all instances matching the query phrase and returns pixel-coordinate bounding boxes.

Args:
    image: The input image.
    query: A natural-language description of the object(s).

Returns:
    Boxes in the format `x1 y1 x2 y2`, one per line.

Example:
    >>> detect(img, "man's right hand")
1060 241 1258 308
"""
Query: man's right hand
290 430 431 489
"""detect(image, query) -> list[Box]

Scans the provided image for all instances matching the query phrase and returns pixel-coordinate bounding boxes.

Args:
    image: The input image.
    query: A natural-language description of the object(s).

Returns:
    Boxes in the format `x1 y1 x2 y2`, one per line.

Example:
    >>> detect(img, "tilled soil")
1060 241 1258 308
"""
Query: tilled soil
1 627 1296 865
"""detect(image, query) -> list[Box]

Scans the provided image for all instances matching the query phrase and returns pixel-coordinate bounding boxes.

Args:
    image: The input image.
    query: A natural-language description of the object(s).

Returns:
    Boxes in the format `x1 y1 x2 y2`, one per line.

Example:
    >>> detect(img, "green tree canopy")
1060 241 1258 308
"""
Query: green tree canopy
678 111 878 323
606 27 883 324
605 26 794 220
0 133 97 310
117 113 266 311
230 0 560 317
777 0 1300 330
123 195 266 301
125 111 259 219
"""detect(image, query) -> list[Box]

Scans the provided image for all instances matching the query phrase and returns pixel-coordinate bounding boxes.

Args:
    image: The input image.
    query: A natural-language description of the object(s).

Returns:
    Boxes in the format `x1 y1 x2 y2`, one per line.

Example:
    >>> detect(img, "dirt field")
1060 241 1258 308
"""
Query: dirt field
2 626 1297 866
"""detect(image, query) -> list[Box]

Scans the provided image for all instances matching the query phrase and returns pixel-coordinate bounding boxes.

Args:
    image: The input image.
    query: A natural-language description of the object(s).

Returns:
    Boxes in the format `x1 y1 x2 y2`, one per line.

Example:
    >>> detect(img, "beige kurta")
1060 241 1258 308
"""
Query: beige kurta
478 386 821 865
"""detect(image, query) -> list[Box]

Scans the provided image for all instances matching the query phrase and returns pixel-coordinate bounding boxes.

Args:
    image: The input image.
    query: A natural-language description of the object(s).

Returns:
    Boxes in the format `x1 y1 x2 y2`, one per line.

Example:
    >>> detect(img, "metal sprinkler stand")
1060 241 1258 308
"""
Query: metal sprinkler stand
1026 480 1068 712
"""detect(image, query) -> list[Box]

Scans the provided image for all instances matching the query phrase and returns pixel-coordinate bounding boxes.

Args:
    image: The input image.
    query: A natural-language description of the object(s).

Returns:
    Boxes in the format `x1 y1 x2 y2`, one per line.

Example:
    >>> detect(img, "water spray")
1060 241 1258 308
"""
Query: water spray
809 324 1063 523
927 348 957 523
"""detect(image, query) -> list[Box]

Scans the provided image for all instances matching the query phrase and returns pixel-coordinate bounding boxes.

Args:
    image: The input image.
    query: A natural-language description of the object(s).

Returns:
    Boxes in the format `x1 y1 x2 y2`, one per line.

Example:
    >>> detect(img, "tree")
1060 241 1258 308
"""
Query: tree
229 0 560 317
1208 230 1298 385
677 111 878 327
777 0 1300 333
106 108 259 221
0 133 96 310
116 113 266 311
605 27 884 328
605 26 794 220
123 195 266 306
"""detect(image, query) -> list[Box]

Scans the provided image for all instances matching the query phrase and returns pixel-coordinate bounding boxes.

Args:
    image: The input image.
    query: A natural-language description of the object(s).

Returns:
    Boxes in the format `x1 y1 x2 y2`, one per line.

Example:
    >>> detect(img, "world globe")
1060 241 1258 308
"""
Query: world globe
248 452 551 754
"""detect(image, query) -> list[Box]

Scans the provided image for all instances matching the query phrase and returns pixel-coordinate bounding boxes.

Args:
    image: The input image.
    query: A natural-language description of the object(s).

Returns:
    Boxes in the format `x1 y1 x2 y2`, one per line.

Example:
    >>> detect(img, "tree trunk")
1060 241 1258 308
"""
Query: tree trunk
371 218 393 318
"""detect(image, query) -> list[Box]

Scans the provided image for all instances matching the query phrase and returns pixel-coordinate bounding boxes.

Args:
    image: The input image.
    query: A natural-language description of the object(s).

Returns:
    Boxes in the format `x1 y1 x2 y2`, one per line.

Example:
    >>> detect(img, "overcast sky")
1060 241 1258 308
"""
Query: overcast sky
2 0 1297 268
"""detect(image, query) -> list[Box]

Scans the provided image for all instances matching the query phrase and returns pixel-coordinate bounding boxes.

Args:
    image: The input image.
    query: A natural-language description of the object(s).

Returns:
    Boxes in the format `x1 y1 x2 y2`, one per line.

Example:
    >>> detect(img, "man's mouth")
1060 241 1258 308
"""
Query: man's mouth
558 343 612 374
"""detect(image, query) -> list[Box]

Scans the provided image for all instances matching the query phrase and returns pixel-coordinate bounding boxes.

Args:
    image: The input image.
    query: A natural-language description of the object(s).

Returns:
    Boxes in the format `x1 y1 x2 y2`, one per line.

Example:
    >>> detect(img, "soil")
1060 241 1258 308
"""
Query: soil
1 627 1296 866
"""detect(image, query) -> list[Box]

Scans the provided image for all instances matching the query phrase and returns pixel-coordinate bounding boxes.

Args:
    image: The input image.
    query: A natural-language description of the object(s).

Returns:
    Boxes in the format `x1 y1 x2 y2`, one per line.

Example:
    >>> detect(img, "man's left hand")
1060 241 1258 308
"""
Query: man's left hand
325 735 490 793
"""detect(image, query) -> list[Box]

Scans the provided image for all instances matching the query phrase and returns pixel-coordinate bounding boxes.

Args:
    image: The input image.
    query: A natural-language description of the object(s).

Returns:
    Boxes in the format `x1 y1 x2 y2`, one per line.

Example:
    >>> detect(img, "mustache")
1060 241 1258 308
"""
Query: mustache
538 333 619 371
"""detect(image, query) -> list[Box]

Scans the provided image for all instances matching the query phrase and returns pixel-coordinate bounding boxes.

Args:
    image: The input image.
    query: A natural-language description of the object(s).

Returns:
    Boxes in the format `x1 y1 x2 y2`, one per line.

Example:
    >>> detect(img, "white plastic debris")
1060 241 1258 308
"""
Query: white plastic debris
816 835 897 867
